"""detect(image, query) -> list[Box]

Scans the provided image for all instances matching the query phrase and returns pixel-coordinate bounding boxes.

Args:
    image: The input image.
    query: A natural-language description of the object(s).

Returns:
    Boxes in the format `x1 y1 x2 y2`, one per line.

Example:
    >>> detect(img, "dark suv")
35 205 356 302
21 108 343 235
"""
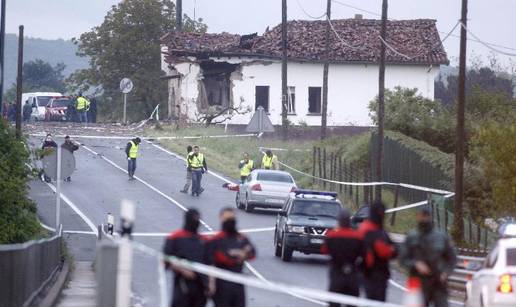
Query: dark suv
274 190 342 262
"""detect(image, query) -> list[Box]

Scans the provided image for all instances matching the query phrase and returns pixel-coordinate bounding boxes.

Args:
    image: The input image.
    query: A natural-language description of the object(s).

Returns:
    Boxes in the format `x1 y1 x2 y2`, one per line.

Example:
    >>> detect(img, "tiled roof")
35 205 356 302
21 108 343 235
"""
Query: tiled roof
162 19 448 65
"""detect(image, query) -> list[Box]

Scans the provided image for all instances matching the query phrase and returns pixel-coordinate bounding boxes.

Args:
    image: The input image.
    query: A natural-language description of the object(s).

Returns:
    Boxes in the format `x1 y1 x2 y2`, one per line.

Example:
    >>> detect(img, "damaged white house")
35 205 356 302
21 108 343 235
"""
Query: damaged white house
161 17 448 126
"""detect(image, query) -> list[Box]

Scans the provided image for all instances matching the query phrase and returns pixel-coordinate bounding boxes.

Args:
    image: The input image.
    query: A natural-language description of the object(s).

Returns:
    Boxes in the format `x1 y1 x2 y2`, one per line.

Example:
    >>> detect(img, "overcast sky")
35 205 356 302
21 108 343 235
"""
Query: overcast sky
5 0 516 68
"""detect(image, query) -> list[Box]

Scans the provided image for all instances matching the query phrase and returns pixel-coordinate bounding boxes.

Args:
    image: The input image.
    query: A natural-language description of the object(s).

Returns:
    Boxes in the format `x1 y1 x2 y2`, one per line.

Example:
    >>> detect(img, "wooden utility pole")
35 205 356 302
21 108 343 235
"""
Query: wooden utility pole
454 0 468 242
375 0 387 201
15 25 23 139
321 0 331 140
0 0 6 114
176 0 182 32
281 0 288 140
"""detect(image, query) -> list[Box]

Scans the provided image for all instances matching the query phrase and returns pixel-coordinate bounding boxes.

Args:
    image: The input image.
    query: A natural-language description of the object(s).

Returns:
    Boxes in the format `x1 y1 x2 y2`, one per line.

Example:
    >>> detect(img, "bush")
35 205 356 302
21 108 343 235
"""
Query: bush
0 120 41 243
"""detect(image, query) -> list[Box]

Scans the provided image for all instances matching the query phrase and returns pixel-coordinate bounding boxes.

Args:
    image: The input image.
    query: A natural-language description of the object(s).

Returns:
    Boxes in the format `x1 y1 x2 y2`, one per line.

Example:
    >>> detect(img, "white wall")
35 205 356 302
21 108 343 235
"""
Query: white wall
170 58 439 126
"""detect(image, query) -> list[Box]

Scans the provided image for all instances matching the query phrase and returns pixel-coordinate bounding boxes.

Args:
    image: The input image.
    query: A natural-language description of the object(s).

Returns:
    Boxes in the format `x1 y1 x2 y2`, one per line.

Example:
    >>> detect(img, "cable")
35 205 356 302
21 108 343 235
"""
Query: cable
326 17 361 49
460 21 516 57
331 0 380 17
295 0 327 20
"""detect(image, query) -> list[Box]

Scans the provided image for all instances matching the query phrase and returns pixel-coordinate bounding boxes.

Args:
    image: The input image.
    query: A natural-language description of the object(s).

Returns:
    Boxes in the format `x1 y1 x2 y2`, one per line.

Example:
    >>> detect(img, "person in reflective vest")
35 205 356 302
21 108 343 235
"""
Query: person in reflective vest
75 92 90 123
238 152 254 183
261 150 278 170
187 145 207 196
180 145 193 193
125 137 141 180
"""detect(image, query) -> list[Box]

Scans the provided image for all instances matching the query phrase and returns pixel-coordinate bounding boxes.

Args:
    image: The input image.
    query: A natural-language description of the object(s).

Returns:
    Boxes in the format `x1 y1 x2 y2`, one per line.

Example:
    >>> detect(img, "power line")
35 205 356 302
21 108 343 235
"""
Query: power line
460 21 516 57
295 0 327 20
326 17 360 49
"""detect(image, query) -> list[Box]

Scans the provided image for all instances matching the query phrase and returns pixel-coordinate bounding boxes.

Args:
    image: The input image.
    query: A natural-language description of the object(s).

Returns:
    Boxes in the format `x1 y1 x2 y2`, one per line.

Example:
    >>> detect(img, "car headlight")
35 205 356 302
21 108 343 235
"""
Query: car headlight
286 225 305 233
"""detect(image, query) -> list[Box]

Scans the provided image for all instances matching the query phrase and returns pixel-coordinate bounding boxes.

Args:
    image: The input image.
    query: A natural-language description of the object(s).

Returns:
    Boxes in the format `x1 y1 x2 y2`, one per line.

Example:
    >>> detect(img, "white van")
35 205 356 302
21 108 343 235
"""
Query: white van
22 92 63 121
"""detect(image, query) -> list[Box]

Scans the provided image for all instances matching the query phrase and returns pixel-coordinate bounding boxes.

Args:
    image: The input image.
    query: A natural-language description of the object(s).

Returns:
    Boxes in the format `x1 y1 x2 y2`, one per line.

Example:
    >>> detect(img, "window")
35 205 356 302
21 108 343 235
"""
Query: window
255 86 269 112
308 87 322 114
506 248 516 266
257 172 293 183
290 200 341 218
485 247 499 268
287 86 295 114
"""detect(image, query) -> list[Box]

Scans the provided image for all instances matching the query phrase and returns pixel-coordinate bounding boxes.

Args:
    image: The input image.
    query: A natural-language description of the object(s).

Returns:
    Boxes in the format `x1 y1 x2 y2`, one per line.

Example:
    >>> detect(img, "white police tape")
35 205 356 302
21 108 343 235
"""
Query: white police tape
29 133 258 140
129 240 402 307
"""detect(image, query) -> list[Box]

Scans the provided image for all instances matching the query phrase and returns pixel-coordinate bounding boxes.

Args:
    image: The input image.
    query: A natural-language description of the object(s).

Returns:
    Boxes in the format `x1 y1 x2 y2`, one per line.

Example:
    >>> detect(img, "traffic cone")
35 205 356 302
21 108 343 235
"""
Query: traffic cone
403 277 424 307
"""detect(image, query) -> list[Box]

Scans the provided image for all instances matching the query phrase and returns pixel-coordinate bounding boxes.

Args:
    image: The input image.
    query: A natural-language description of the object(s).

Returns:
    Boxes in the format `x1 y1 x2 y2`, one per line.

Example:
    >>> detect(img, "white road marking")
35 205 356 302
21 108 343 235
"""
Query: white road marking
44 181 99 237
83 143 325 305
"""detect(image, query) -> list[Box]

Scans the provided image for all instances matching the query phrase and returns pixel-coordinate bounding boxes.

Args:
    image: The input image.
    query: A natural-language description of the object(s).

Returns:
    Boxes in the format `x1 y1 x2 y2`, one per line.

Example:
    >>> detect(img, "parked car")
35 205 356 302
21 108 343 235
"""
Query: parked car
466 224 516 307
45 97 72 121
236 170 296 212
274 190 342 261
23 92 63 121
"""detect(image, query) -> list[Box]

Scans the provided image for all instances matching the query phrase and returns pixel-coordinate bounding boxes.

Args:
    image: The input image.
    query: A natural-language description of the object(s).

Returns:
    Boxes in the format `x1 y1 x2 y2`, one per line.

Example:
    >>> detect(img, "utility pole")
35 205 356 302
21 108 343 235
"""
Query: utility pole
0 0 6 114
176 0 182 32
454 0 468 242
321 0 331 140
281 0 288 140
375 0 387 201
15 25 23 139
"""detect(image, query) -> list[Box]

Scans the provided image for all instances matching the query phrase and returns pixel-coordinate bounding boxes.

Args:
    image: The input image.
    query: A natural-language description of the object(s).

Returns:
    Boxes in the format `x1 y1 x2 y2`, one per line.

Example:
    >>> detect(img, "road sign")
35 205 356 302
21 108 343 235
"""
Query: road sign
246 106 275 133
120 78 133 94
42 148 76 180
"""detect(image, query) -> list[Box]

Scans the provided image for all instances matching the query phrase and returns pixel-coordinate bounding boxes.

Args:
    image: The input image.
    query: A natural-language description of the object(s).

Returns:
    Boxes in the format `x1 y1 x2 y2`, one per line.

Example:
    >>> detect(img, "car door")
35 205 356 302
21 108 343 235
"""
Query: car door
277 199 291 239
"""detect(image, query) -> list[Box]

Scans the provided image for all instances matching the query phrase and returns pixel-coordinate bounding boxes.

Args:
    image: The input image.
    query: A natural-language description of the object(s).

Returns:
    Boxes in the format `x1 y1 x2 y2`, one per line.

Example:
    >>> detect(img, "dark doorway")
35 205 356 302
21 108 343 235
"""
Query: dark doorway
308 87 322 114
255 86 270 112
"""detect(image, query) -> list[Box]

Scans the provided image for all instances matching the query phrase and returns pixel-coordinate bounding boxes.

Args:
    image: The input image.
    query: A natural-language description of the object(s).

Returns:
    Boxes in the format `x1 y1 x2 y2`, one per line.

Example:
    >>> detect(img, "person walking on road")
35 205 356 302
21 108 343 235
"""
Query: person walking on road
206 207 256 307
358 201 398 302
61 135 79 182
321 208 365 307
163 208 208 307
399 206 457 307
125 137 141 180
261 150 278 170
75 92 90 123
41 133 58 182
238 152 254 183
180 145 193 193
23 100 32 121
188 145 207 196
87 97 97 123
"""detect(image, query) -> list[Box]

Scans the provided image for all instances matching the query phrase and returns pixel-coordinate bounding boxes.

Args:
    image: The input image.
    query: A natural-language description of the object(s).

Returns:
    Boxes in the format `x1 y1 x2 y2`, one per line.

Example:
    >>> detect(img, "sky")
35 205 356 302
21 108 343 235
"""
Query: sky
4 0 516 68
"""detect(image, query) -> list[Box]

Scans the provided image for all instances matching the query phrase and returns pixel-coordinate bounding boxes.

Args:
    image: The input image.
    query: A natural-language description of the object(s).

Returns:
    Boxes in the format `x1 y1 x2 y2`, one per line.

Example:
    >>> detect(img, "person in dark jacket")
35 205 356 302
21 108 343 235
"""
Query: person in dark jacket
23 100 32 121
322 208 365 307
61 135 79 182
87 98 97 123
41 134 58 182
7 102 16 121
399 206 457 307
358 202 398 301
163 208 207 307
206 207 256 307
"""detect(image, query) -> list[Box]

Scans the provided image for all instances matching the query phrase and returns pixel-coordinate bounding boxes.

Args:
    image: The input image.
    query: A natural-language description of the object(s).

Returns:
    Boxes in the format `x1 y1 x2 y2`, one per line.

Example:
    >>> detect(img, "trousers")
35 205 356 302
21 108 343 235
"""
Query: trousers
191 169 203 195
128 158 137 178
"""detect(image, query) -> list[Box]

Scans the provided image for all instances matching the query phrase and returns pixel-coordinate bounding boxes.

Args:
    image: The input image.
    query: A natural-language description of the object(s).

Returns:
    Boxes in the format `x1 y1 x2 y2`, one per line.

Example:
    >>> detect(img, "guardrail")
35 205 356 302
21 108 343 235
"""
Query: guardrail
0 227 63 307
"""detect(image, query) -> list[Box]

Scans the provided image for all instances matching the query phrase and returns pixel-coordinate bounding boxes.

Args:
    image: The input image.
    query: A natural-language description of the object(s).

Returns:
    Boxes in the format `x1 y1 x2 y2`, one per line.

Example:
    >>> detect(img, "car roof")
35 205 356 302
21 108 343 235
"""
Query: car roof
290 195 341 203
497 238 516 249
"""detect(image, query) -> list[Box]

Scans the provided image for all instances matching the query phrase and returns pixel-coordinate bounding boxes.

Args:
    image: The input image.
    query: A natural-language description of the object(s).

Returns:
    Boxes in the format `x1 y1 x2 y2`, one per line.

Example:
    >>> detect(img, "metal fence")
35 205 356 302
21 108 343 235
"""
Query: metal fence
0 230 62 307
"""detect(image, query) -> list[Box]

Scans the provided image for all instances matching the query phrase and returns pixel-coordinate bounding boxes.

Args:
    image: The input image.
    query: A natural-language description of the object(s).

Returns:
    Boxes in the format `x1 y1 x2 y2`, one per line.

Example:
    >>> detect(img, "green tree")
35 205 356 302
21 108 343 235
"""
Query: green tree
69 0 206 121
0 120 41 243
5 59 66 100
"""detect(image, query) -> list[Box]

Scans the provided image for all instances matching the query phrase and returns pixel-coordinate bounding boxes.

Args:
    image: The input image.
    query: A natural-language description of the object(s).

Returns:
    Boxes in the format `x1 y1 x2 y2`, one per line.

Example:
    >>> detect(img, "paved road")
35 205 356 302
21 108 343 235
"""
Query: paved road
28 135 449 307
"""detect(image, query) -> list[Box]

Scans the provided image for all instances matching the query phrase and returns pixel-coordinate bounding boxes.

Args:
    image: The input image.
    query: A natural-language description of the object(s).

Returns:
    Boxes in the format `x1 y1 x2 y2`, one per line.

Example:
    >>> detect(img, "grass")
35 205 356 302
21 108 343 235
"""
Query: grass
144 124 418 234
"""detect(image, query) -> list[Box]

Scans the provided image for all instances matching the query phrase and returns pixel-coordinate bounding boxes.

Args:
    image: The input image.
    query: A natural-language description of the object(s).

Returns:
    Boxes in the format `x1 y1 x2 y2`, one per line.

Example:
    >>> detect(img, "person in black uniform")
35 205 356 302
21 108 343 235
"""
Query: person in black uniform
163 208 207 307
40 134 58 182
206 207 256 307
322 208 364 307
358 202 398 301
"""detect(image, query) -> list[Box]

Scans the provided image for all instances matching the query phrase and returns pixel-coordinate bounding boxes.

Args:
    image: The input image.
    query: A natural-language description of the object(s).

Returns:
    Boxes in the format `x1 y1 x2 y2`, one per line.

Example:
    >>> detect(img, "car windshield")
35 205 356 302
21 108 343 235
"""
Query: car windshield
507 248 516 266
290 200 341 218
52 99 70 108
37 96 53 107
257 172 293 183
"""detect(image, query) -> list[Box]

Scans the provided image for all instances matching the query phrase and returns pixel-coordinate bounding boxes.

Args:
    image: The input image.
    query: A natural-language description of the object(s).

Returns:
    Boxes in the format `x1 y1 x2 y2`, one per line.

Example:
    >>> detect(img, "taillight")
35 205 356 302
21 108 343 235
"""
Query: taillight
497 274 513 293
251 184 262 191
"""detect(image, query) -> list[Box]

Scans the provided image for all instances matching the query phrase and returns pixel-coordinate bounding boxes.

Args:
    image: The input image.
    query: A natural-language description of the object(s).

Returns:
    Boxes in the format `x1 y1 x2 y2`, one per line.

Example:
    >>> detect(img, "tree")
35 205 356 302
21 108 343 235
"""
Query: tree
5 59 66 100
69 0 206 122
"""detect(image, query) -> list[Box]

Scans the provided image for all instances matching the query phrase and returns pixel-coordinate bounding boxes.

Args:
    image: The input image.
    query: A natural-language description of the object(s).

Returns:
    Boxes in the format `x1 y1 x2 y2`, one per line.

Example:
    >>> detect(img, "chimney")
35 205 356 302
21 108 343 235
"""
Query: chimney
354 14 363 20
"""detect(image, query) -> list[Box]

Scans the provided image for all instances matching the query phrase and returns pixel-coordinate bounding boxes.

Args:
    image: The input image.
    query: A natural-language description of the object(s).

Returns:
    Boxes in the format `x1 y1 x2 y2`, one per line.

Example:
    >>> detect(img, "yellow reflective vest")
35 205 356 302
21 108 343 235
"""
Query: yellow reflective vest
262 154 276 169
189 153 204 168
129 141 139 158
240 159 254 177
76 97 90 111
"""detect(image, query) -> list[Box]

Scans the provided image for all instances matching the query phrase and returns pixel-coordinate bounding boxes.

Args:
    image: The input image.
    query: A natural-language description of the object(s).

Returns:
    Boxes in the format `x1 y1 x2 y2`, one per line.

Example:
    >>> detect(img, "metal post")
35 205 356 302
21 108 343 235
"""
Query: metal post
176 0 182 32
453 0 468 242
55 146 62 231
281 0 288 140
0 0 6 113
116 200 134 307
15 25 23 139
375 0 388 202
123 93 127 125
321 0 331 140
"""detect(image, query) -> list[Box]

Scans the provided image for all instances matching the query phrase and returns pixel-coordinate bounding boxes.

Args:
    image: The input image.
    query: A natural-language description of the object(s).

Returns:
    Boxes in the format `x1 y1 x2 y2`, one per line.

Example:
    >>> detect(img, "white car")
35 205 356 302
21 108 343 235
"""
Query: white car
22 92 63 121
466 237 516 307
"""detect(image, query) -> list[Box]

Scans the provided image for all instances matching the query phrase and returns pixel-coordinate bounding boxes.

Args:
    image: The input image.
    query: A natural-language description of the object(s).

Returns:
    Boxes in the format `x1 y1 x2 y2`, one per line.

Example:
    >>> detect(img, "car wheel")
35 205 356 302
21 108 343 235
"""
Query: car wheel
235 192 244 209
244 194 253 212
280 235 293 262
274 229 281 257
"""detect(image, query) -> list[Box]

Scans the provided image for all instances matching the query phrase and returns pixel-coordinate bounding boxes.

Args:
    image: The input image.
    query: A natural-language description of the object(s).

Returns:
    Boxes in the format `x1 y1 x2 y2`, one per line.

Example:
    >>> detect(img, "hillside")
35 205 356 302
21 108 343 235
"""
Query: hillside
3 33 89 90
